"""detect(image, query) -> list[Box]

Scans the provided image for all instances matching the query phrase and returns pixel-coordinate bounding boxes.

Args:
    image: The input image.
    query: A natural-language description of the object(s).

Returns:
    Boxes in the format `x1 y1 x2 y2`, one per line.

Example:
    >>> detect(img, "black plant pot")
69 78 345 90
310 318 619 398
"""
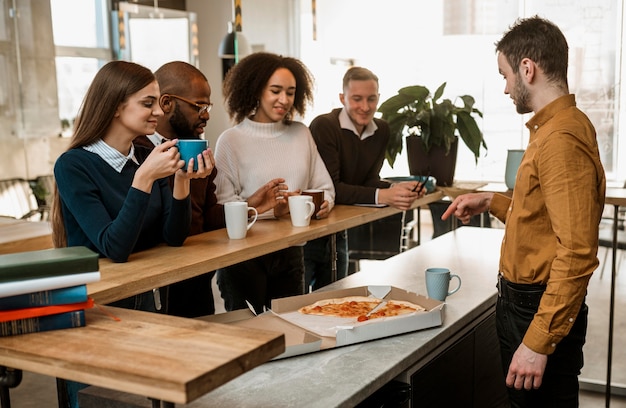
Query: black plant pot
405 137 458 187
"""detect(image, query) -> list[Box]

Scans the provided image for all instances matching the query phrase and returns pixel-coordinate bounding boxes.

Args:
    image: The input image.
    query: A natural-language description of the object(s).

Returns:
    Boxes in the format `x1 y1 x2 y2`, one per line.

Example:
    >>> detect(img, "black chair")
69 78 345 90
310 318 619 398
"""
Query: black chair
348 210 419 273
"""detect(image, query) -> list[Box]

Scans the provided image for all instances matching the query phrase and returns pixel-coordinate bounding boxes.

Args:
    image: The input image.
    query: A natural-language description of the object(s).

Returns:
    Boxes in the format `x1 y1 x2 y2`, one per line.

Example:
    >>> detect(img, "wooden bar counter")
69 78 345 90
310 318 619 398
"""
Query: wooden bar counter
90 192 443 304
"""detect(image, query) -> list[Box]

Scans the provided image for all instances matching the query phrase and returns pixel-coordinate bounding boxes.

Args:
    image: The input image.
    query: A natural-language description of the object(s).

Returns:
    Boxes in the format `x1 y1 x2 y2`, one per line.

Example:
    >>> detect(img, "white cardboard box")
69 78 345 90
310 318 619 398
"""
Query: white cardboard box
201 285 444 360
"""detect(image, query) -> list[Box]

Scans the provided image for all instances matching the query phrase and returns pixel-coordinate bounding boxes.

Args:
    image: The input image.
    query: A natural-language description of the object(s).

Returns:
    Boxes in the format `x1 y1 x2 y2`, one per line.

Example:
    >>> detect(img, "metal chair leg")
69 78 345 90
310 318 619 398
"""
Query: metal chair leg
0 366 23 408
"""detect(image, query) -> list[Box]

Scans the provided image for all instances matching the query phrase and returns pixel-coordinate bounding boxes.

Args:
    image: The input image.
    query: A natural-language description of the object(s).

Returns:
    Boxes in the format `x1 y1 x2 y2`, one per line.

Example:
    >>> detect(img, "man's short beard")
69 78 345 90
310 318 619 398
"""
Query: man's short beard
514 74 532 114
170 106 197 139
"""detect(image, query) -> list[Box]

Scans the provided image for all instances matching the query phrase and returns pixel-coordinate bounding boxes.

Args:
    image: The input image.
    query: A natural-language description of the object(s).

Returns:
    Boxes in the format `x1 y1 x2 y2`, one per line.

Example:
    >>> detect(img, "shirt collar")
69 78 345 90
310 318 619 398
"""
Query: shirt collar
339 108 378 140
83 139 139 173
146 132 165 145
526 94 576 135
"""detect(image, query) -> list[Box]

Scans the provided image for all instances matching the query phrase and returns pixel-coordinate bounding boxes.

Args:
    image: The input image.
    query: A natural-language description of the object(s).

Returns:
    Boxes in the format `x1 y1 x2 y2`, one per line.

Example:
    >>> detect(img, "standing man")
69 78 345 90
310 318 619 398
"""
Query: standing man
304 67 424 291
134 61 223 317
442 16 605 406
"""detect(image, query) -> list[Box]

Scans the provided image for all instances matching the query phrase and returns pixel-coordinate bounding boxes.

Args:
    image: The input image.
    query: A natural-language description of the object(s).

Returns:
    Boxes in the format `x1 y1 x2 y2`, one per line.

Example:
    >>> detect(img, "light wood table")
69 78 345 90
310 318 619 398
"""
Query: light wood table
0 306 284 405
89 192 444 304
0 218 53 255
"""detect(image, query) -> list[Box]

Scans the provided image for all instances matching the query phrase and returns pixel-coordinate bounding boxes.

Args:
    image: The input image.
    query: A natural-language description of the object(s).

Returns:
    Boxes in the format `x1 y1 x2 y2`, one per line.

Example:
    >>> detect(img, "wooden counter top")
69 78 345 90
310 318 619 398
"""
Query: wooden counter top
90 192 443 304
0 306 284 404
0 219 53 255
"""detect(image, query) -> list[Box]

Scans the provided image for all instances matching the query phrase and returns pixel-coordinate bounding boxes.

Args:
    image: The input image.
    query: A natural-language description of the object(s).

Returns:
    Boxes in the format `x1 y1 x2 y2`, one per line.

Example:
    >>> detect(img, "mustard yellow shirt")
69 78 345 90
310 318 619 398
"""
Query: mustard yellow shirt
490 94 606 355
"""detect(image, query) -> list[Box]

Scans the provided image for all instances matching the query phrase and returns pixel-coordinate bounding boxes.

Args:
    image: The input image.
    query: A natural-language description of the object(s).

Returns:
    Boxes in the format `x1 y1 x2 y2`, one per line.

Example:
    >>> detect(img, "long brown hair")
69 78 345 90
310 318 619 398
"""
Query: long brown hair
51 61 156 248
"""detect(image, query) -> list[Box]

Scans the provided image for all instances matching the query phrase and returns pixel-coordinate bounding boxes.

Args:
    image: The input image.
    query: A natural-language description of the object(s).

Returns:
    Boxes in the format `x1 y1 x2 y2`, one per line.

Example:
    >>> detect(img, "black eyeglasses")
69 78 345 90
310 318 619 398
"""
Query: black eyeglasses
167 94 213 115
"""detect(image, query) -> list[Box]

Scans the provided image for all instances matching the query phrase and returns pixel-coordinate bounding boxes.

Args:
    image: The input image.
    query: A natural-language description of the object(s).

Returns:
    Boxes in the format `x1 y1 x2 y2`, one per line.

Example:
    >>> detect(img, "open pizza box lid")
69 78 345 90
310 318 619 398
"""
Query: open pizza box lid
202 308 323 359
200 285 444 360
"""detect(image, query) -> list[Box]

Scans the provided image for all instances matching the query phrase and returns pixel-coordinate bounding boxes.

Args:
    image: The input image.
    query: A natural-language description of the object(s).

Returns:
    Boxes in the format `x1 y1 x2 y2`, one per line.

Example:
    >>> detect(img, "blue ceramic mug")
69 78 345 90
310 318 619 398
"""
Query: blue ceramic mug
505 149 525 190
176 139 208 171
425 267 461 301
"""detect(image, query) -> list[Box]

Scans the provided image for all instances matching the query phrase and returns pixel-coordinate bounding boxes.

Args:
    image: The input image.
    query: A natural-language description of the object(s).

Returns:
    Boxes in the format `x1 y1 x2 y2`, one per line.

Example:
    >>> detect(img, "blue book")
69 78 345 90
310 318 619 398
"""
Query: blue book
0 285 88 310
0 309 86 337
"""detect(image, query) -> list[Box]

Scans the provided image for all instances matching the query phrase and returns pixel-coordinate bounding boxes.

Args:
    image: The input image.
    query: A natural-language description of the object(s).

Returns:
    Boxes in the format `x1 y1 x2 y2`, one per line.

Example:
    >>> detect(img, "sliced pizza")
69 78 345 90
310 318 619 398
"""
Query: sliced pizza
298 296 426 322
298 296 381 318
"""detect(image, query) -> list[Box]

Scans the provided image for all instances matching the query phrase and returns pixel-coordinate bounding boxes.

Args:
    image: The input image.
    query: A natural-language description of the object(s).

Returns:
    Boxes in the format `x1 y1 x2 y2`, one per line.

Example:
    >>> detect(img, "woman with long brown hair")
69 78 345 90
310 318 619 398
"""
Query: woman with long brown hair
51 60 213 408
51 60 212 308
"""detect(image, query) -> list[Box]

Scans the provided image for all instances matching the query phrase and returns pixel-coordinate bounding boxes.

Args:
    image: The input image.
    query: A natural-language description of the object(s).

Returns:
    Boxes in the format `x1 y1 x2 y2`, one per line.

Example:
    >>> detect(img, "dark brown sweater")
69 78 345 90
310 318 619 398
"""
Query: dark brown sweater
309 108 391 204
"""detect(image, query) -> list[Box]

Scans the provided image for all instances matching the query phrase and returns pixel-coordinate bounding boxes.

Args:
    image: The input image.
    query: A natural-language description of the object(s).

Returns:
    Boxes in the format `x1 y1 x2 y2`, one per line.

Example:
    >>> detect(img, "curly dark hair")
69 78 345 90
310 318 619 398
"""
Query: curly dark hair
223 52 315 124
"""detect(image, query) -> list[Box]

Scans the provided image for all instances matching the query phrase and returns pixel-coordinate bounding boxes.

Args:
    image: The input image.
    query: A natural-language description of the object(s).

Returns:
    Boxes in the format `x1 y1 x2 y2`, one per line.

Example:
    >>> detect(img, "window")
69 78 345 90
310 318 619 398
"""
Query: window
299 0 624 182
50 0 111 135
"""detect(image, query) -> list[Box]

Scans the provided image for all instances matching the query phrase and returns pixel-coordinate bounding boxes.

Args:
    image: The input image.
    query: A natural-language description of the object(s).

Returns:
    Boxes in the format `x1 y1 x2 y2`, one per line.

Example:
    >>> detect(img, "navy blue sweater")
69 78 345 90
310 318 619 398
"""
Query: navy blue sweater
54 147 191 262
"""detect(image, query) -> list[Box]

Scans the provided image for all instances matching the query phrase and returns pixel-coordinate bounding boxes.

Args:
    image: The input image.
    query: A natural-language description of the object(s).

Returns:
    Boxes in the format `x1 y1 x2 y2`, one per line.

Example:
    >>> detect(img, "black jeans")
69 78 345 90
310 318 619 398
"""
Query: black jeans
166 271 216 317
496 277 587 408
217 246 305 314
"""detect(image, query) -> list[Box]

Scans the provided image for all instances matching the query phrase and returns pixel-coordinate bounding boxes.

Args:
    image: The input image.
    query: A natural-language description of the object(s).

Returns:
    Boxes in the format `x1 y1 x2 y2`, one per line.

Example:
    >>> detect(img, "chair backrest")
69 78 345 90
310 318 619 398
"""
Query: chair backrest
0 178 43 221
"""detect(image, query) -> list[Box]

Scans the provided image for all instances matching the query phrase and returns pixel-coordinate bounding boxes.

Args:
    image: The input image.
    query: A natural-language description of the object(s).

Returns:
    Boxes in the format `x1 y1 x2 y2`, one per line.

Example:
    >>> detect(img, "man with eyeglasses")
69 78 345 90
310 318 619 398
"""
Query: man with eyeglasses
134 61 223 317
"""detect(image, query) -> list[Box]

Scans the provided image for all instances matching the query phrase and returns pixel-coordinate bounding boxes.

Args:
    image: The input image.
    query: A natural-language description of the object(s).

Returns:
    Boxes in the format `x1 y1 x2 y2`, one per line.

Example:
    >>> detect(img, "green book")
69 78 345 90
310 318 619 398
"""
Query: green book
0 247 99 283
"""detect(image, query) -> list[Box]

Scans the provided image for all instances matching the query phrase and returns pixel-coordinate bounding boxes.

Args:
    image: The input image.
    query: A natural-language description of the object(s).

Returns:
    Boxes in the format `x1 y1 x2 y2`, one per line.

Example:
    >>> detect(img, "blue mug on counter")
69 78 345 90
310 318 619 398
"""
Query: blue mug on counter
425 267 461 301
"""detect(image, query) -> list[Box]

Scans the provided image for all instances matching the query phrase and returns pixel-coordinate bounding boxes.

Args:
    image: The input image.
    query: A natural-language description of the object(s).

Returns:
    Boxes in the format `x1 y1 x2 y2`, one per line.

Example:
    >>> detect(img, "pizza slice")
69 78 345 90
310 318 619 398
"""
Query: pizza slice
358 299 426 321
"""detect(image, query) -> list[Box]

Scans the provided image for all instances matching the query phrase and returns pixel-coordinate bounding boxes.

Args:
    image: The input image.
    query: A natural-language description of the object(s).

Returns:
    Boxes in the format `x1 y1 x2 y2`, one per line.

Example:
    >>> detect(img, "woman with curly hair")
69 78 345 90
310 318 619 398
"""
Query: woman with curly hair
214 52 335 313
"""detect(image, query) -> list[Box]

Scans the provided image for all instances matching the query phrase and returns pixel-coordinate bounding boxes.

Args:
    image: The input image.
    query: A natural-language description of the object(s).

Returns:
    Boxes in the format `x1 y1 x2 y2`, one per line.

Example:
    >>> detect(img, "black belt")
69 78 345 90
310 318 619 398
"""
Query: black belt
497 274 546 309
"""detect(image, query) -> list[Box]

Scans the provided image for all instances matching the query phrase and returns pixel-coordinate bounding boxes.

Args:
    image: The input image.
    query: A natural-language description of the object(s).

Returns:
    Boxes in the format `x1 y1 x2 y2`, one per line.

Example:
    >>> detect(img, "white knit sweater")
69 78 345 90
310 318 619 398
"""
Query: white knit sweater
214 118 335 218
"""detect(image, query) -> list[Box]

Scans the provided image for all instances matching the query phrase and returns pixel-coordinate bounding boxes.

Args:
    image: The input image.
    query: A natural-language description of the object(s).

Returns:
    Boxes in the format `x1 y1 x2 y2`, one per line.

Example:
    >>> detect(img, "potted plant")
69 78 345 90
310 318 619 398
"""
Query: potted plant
378 82 486 186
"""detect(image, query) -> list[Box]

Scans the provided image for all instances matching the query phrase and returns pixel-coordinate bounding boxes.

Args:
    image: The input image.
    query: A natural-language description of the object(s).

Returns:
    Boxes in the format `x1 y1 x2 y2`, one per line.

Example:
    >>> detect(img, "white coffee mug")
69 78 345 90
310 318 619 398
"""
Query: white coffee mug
288 195 315 227
224 202 258 239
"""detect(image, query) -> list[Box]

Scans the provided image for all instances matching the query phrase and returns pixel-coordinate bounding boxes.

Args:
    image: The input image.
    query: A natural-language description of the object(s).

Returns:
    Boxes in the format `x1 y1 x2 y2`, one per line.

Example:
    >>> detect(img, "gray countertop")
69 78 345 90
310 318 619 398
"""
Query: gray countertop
80 227 505 408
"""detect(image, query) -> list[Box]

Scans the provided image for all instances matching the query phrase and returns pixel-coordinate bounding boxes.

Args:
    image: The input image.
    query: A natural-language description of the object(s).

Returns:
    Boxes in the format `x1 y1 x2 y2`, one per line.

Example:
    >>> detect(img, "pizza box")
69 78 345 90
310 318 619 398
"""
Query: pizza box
201 308 323 359
200 285 444 360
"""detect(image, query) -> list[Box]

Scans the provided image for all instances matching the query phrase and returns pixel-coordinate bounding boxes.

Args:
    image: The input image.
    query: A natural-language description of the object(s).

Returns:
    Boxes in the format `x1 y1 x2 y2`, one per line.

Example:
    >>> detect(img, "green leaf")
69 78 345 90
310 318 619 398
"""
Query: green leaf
433 82 446 101
456 111 483 164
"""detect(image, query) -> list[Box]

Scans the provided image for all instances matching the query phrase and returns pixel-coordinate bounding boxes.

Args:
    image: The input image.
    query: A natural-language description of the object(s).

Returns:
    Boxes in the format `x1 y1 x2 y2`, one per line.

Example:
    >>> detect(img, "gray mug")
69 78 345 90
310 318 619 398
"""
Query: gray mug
425 267 461 301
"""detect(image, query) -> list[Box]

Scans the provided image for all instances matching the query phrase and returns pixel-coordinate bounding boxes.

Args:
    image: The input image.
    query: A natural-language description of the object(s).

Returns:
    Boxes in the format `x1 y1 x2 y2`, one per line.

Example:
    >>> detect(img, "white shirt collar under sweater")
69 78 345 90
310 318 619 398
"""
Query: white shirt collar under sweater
240 117 289 138
83 139 139 173
339 108 378 140
146 132 165 146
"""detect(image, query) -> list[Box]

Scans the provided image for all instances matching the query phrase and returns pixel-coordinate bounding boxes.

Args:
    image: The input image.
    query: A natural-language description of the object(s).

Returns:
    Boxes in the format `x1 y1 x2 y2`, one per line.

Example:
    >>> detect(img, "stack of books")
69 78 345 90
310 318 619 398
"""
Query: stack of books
0 247 100 336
